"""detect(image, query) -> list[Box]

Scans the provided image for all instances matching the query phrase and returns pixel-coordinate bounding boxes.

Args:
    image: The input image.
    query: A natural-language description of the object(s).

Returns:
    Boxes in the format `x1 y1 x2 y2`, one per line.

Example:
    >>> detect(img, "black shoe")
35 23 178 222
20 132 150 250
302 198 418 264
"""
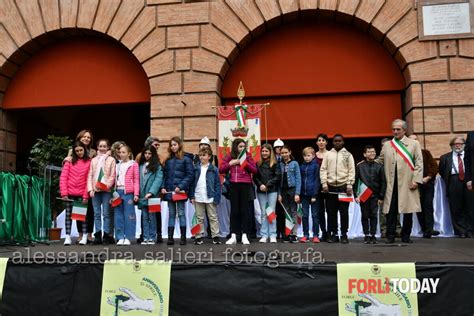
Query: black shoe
194 237 204 245
137 236 144 244
212 237 221 244
180 226 186 245
167 227 175 245
290 235 298 243
320 233 328 242
332 235 340 243
423 233 431 238
381 232 386 238
466 232 474 238
370 236 377 244
157 234 163 244
103 232 115 245
93 231 102 245
395 231 401 238
386 237 395 244
431 230 440 236
402 238 413 244
341 235 349 244
283 236 290 243
363 236 370 244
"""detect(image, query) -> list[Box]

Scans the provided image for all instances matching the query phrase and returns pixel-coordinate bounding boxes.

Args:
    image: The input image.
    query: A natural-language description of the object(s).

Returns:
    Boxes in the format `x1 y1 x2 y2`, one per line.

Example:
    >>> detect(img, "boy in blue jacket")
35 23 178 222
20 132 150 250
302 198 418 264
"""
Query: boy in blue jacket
190 147 222 245
299 147 321 243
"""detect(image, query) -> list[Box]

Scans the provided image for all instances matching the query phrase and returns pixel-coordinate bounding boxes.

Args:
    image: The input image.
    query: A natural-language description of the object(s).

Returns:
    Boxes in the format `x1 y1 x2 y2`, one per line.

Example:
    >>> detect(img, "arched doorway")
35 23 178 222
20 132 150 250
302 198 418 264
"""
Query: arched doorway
3 32 150 172
221 18 405 161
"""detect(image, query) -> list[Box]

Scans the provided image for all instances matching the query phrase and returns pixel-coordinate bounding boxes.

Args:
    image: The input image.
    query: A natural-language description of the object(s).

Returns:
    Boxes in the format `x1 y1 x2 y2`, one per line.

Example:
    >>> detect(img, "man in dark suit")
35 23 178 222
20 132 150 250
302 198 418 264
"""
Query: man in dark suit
439 136 474 238
464 131 474 191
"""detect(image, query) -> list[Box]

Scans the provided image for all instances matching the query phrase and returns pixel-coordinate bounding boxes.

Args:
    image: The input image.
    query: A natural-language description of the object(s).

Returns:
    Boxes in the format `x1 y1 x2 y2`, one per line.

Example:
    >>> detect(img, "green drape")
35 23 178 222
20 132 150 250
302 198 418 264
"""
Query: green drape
0 173 51 242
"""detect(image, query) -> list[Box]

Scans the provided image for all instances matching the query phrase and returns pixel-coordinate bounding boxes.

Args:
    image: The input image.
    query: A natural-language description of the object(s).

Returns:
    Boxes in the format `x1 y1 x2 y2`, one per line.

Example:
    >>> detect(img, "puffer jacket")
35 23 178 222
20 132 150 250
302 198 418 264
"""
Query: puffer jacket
116 161 140 196
355 160 386 200
219 152 257 184
254 160 281 193
87 154 116 193
60 159 91 200
162 155 194 201
300 159 321 198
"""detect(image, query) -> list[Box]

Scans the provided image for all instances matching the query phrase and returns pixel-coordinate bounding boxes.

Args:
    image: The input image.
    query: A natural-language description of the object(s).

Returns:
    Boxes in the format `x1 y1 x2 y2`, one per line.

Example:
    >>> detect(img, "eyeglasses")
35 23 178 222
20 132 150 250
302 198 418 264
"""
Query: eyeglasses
453 143 465 146
392 128 403 131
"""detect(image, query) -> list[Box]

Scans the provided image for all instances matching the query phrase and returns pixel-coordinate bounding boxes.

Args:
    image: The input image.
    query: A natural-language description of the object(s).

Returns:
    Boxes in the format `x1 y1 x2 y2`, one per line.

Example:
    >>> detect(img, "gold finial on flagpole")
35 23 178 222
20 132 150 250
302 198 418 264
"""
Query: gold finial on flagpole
237 81 245 104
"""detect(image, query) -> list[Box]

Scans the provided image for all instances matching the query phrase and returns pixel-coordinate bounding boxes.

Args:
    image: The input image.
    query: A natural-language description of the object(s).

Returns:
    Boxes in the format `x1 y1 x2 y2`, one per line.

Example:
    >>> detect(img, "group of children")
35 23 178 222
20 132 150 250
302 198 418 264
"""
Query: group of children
59 129 387 246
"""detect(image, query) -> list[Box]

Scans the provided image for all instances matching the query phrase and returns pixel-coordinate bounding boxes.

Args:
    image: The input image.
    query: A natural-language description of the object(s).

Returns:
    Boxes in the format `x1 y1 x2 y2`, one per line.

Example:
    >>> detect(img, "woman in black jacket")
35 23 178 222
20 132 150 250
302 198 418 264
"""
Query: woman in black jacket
254 144 281 243
161 136 194 245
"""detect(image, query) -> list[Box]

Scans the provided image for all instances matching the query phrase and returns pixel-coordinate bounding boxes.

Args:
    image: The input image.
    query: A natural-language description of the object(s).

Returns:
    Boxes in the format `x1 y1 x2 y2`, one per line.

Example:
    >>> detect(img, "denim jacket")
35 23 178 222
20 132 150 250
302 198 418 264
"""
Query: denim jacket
190 163 221 204
279 160 301 195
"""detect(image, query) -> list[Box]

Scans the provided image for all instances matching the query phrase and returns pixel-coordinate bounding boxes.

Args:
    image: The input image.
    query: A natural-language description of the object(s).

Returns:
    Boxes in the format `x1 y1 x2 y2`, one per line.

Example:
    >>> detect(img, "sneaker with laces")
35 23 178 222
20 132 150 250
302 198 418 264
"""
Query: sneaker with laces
299 236 309 243
370 236 377 244
283 236 290 243
290 235 298 243
269 236 277 243
64 235 72 246
123 239 131 246
363 235 370 244
259 237 268 243
341 235 349 244
312 236 320 243
117 239 125 246
147 240 155 245
194 238 204 245
212 237 221 245
79 234 88 245
141 241 148 245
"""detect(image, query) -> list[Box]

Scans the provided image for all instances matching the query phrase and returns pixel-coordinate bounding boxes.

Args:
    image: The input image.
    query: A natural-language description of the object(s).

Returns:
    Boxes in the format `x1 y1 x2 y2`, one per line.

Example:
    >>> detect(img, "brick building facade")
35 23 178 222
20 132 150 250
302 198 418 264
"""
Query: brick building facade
1 0 474 171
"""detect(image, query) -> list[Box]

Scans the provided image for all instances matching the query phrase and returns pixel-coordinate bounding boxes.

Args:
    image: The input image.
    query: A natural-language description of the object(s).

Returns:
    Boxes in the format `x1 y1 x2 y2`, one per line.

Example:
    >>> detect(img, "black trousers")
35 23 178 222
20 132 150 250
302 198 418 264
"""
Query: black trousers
447 175 474 235
229 183 251 235
361 196 378 236
417 181 435 235
326 185 349 236
75 198 94 234
318 192 328 237
387 173 413 240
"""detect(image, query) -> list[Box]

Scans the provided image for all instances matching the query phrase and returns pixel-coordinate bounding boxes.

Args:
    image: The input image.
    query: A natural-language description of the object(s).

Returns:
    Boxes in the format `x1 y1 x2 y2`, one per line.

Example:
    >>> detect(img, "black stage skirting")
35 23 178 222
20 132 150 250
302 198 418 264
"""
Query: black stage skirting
1 261 474 315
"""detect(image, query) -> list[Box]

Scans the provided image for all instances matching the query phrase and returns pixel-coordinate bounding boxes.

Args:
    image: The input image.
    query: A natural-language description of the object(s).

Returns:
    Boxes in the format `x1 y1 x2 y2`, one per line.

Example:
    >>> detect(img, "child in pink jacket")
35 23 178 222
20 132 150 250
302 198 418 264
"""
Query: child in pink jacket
114 145 140 245
60 141 91 246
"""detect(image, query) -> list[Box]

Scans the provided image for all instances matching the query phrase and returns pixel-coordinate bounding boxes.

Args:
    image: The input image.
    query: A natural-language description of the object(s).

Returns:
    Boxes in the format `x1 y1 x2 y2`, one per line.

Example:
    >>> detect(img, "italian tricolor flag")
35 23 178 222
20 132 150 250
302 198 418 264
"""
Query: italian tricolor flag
110 190 122 207
357 182 373 203
148 198 161 213
390 138 415 171
297 204 303 225
71 201 87 221
284 207 295 236
338 193 354 202
238 150 247 170
234 104 247 128
191 212 201 236
265 201 276 223
95 167 108 191
172 192 188 201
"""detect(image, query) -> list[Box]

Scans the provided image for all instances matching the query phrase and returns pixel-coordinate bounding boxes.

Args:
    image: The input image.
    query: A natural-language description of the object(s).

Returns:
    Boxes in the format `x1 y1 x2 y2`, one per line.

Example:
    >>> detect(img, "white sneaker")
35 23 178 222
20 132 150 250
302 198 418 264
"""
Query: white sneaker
226 233 237 245
117 239 124 246
141 241 148 245
242 233 250 245
259 237 268 243
64 235 71 246
79 234 88 245
147 240 155 245
270 236 277 243
123 239 131 246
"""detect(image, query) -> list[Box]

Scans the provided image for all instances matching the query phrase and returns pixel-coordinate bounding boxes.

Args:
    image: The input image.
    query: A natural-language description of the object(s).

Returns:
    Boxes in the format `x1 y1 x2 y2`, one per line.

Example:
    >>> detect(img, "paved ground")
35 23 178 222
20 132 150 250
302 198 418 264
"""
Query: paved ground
1 237 473 264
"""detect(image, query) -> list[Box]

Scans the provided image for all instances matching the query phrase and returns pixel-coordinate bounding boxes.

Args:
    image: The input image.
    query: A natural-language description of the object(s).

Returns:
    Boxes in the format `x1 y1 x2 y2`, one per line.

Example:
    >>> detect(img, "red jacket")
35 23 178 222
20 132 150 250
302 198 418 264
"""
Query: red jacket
60 159 91 200
220 152 257 184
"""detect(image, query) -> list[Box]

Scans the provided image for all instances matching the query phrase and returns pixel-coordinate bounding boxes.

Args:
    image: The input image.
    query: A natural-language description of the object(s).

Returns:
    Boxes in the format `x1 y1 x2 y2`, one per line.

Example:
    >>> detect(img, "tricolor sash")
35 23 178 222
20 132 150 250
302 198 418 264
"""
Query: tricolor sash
390 138 415 171
234 103 247 128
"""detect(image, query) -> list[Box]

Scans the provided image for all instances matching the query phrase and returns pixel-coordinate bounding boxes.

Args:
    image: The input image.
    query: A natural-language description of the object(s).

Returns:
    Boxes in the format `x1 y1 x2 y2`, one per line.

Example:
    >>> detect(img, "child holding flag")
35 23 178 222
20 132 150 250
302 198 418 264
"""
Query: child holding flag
87 139 116 245
299 147 321 243
161 137 194 246
138 145 163 245
254 144 281 243
114 145 140 246
220 138 257 245
355 145 386 244
278 145 301 243
189 147 222 245
60 141 91 245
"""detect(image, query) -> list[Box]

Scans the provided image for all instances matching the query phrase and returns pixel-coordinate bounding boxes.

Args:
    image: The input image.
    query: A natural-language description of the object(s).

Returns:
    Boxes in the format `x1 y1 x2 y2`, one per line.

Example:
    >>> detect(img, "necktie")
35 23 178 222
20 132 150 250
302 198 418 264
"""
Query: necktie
458 153 465 181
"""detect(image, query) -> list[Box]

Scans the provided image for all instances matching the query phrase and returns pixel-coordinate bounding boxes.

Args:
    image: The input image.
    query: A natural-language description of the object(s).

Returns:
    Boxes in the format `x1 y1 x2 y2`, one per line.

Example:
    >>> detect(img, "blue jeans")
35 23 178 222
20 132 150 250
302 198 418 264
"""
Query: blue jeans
301 195 320 237
168 201 186 227
257 192 278 238
114 190 136 240
141 207 157 241
92 191 112 234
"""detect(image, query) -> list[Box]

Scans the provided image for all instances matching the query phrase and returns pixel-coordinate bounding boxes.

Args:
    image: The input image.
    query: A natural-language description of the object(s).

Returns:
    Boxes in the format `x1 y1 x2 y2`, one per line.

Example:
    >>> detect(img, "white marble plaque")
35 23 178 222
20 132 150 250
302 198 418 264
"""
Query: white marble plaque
422 3 471 36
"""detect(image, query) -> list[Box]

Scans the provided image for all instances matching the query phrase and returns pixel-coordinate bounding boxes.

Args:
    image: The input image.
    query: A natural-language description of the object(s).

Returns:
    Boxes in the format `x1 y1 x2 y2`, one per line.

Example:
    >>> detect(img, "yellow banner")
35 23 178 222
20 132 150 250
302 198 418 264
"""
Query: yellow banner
0 258 8 300
337 263 418 316
100 260 171 316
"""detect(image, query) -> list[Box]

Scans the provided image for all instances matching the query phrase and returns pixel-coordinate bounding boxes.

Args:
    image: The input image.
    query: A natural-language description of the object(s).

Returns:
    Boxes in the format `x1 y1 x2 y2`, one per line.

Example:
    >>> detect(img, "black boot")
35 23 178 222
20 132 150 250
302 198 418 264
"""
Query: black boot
103 232 115 245
93 231 102 245
180 226 187 245
157 234 163 244
167 227 174 245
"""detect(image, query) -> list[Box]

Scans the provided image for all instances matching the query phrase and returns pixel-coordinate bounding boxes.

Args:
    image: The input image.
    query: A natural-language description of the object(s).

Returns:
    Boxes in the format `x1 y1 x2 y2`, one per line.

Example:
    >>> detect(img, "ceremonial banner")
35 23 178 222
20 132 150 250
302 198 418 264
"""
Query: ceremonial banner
101 260 171 316
217 103 262 164
337 263 419 316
